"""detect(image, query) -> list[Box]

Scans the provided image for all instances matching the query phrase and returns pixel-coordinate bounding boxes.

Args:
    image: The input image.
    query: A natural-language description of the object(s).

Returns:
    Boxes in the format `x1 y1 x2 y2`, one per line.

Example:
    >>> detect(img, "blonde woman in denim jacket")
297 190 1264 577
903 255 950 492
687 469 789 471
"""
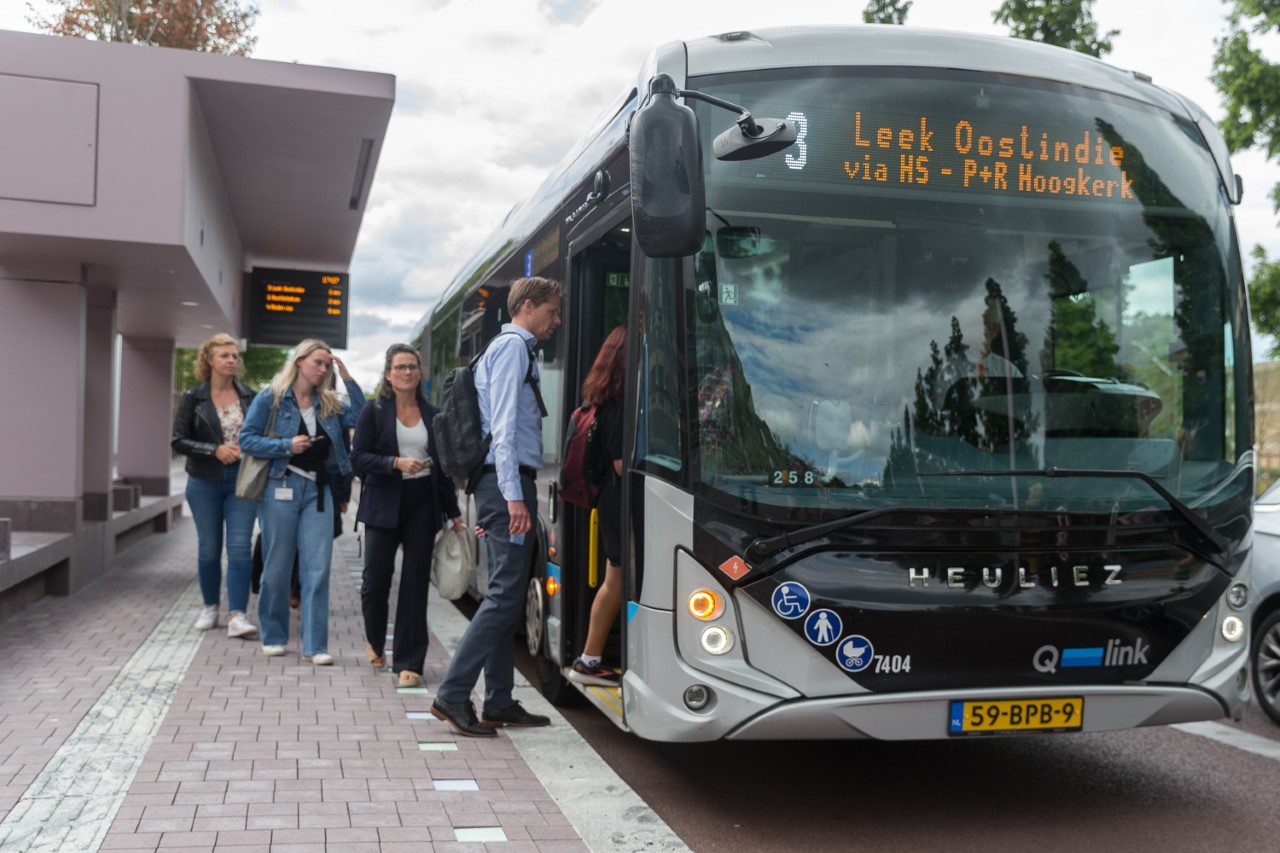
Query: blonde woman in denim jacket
239 339 364 664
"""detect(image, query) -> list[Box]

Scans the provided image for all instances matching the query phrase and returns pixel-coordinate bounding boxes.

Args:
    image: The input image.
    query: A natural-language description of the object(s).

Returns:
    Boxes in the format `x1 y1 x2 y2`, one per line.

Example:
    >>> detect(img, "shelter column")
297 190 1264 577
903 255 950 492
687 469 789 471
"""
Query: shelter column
82 290 117 521
0 267 87 531
116 336 175 497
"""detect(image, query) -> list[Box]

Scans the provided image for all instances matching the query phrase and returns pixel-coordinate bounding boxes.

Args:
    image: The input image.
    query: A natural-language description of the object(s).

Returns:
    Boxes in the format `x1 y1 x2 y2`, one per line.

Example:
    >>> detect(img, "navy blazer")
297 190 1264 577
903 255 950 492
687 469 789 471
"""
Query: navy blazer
351 396 460 531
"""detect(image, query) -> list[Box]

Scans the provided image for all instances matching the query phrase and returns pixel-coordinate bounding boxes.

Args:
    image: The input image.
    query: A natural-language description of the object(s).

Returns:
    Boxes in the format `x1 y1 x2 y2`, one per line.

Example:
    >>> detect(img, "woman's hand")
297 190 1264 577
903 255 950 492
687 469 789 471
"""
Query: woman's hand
290 434 313 455
214 444 241 464
393 456 426 475
450 516 464 532
332 355 353 383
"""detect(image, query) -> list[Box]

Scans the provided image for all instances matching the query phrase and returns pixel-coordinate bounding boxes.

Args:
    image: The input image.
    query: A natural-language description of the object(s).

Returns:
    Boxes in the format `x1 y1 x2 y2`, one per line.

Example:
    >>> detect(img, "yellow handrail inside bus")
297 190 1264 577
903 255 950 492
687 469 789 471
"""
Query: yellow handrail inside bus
589 507 599 588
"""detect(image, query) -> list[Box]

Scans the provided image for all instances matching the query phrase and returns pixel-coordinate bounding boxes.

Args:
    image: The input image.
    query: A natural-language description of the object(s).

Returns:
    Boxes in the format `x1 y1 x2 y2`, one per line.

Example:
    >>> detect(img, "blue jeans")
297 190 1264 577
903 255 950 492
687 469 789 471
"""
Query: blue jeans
185 463 257 613
437 472 535 711
258 473 333 654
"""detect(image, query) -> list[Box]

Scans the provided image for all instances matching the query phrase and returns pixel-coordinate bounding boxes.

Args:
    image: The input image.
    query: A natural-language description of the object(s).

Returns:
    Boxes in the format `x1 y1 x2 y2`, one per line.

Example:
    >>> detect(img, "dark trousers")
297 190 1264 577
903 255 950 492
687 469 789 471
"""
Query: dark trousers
436 471 535 711
361 477 436 675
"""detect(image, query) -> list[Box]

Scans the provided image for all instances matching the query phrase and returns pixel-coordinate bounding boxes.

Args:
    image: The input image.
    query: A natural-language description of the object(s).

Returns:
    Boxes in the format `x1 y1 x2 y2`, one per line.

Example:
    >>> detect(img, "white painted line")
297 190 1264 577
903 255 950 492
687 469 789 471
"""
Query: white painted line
456 827 507 842
434 779 480 791
428 592 690 853
1173 721 1280 762
0 581 206 853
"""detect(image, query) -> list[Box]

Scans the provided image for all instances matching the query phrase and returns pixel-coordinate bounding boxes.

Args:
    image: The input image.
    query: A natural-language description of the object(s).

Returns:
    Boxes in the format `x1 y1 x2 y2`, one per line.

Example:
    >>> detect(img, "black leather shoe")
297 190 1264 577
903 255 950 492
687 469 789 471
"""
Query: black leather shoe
481 699 550 728
430 698 496 738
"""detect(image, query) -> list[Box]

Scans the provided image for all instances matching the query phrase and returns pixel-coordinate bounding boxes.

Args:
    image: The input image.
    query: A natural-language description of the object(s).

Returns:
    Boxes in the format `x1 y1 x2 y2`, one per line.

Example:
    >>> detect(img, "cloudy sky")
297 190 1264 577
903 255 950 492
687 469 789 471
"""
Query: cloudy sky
6 0 1279 385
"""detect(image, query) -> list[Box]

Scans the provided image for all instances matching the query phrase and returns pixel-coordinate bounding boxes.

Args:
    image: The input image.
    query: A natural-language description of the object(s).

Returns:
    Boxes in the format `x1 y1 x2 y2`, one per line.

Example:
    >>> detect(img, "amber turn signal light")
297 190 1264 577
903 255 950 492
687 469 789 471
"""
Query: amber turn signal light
687 589 723 621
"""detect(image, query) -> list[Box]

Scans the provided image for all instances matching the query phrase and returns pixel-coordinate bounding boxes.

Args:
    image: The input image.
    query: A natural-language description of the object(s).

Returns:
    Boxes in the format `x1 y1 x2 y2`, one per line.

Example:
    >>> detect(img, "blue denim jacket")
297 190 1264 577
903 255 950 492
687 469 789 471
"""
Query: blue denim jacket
239 378 365 480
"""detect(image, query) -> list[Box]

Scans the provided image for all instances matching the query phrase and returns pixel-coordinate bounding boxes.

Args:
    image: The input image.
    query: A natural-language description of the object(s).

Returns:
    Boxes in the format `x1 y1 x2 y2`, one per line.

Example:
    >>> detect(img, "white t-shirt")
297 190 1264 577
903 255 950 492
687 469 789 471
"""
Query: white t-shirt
396 418 430 479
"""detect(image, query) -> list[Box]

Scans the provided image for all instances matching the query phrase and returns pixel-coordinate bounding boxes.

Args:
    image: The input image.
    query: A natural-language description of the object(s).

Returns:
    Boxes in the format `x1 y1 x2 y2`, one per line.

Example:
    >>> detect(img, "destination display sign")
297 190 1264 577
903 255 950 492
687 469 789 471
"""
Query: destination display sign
743 107 1140 205
248 267 348 349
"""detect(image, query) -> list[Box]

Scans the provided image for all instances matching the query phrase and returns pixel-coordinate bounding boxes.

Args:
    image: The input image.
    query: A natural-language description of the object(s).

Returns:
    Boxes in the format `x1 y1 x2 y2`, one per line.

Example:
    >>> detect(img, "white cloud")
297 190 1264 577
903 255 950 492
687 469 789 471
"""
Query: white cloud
3 0 1274 390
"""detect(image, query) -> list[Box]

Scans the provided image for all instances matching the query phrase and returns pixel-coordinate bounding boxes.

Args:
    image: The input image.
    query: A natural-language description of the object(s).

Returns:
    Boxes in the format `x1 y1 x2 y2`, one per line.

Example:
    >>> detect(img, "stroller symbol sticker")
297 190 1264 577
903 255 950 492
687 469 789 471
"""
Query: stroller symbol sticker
836 635 874 672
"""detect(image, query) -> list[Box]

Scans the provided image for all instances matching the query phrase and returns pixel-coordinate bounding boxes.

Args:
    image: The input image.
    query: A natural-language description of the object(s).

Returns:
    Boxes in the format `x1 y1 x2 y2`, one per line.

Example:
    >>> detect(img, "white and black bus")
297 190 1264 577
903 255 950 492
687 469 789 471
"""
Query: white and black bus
414 25 1255 740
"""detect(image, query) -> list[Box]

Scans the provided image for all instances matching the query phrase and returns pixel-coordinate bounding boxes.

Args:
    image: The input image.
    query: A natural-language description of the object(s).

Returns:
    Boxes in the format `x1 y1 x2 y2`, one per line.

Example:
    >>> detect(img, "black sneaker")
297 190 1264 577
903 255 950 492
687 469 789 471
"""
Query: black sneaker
569 658 620 687
480 699 550 728
430 697 496 738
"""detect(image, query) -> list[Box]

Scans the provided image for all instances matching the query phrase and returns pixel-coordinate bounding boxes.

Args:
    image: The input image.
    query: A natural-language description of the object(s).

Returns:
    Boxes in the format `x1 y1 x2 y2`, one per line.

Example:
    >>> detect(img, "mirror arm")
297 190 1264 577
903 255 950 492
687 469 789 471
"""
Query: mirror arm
676 89 764 136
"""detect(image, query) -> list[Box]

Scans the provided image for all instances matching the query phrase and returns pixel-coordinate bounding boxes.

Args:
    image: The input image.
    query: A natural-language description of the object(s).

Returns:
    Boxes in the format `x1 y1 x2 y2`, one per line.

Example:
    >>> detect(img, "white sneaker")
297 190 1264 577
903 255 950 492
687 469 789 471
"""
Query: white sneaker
262 644 286 656
303 652 334 666
227 613 258 638
194 607 217 631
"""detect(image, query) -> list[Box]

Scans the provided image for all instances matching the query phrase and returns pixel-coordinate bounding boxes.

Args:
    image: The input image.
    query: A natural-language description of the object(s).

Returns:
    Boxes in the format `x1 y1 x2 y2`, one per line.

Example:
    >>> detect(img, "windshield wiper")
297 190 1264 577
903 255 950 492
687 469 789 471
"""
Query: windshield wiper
745 506 918 563
743 467 1230 565
916 467 1229 561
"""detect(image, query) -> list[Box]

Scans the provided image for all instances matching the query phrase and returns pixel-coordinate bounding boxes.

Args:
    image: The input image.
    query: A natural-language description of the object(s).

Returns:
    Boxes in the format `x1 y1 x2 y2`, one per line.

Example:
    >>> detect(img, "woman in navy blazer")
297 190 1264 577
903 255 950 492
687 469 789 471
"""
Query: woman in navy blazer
351 343 462 688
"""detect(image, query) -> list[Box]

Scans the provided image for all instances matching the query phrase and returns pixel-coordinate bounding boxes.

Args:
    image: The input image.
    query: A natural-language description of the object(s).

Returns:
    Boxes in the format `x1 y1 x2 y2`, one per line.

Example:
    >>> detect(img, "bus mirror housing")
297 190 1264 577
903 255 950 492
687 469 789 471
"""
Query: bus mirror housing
629 74 706 258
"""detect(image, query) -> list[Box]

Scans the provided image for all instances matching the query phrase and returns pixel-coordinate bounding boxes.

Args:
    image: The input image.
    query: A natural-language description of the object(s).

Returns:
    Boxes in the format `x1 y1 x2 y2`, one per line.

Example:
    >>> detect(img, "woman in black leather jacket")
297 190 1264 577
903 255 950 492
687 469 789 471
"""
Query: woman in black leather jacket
171 333 259 638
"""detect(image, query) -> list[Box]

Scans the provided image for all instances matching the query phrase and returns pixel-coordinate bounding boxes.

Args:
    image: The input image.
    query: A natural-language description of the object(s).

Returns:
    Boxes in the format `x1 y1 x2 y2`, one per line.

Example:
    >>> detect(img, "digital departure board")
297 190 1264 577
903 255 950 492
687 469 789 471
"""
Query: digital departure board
744 108 1138 203
248 268 348 349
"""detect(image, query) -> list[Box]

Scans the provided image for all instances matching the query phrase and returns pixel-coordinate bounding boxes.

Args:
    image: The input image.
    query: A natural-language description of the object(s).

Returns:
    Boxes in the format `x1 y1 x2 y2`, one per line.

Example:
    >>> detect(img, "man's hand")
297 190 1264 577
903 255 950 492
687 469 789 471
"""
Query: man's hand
508 500 531 536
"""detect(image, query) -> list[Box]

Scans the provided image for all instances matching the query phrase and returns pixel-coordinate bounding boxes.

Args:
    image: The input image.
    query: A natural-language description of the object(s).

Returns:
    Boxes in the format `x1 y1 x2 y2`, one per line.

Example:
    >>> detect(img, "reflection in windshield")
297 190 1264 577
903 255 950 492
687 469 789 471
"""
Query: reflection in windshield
688 70 1246 514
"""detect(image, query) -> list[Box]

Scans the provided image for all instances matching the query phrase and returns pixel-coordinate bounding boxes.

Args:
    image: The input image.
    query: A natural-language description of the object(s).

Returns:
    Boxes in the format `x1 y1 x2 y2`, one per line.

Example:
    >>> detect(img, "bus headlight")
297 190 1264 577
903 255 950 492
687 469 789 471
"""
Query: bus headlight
1227 583 1248 610
688 589 724 621
700 625 734 655
1221 614 1245 642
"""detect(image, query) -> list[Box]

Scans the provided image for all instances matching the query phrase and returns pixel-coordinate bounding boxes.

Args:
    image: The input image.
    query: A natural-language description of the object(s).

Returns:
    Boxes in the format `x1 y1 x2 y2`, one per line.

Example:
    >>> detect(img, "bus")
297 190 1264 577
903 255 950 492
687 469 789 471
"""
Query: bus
414 25 1255 741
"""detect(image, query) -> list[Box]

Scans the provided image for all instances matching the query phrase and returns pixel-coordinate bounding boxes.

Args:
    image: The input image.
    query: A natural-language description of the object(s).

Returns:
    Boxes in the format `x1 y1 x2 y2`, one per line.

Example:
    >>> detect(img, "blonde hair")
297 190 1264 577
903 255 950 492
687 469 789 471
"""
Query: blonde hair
270 339 342 417
193 333 243 383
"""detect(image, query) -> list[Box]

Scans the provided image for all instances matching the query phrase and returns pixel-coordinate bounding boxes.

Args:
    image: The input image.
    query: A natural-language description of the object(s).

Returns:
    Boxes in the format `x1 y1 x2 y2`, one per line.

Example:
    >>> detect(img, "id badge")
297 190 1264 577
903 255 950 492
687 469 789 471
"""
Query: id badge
274 486 294 501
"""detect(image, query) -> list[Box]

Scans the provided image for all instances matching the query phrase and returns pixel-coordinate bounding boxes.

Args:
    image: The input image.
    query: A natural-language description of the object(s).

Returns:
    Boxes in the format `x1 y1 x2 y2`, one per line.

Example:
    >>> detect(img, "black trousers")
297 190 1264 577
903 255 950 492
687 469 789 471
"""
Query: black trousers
361 477 436 675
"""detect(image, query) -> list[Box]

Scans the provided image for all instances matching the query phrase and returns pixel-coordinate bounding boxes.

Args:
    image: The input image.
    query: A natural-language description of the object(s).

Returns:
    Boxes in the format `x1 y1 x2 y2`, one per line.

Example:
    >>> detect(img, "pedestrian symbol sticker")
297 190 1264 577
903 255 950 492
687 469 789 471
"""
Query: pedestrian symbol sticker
836 635 874 672
771 582 810 620
719 284 739 306
804 609 842 646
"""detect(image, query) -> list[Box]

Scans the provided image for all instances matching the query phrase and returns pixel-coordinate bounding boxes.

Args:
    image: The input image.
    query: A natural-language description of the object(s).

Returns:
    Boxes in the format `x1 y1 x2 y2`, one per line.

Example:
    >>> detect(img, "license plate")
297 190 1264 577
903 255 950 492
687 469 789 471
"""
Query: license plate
948 697 1084 735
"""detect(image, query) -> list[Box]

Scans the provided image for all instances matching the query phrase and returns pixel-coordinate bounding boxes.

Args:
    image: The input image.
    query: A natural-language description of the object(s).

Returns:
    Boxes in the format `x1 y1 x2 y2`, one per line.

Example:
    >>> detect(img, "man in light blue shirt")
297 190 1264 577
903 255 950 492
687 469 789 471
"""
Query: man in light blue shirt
432 276 561 737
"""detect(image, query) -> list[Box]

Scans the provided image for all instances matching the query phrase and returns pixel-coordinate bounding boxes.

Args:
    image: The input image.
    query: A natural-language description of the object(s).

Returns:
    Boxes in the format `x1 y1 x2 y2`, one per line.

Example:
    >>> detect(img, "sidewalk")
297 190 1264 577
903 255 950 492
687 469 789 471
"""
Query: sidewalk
0 511 684 853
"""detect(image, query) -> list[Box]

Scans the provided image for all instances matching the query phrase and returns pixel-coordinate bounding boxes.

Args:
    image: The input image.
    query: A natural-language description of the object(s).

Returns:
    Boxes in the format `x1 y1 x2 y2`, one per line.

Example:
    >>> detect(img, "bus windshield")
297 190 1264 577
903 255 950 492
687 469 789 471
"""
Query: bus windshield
687 68 1247 515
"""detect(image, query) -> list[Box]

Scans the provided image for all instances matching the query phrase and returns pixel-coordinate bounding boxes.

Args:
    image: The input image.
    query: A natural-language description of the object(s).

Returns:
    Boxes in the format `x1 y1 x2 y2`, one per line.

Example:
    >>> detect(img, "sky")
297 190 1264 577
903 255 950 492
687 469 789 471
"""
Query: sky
5 0 1279 387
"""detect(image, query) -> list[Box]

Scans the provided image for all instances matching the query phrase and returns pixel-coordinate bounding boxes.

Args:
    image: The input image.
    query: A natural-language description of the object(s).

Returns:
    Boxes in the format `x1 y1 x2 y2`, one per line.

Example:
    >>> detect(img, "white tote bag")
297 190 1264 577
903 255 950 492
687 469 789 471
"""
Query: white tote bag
432 525 475 601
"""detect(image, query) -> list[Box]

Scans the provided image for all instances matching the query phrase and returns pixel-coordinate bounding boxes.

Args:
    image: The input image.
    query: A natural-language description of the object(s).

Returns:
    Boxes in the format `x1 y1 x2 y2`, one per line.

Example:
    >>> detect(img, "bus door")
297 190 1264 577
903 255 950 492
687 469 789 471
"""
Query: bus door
562 221 631 676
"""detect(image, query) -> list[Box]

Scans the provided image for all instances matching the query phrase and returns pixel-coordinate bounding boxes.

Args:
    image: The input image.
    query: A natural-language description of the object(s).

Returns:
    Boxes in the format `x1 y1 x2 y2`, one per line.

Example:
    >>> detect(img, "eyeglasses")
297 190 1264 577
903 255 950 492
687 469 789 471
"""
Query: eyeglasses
390 364 420 373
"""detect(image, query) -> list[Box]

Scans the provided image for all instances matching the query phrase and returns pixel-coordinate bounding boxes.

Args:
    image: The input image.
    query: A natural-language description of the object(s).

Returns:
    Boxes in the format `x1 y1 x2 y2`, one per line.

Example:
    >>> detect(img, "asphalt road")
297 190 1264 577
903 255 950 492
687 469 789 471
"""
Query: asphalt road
507 632 1280 852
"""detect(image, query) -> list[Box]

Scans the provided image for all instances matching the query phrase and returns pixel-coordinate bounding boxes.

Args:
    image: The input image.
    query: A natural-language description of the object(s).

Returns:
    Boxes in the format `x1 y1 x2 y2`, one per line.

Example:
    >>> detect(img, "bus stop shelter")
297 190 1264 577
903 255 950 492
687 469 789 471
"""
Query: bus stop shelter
0 29 394 618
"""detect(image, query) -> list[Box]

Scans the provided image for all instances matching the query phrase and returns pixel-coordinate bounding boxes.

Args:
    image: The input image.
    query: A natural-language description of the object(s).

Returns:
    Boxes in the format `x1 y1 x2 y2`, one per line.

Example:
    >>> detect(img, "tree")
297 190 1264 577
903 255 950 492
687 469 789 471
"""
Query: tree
1213 1 1280 353
863 0 911 25
28 0 258 56
992 0 1117 58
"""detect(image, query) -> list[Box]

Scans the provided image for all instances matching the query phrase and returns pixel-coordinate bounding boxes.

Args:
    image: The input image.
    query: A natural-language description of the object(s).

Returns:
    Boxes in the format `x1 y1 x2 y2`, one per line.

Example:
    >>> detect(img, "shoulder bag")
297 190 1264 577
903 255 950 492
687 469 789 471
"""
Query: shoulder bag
234 394 281 500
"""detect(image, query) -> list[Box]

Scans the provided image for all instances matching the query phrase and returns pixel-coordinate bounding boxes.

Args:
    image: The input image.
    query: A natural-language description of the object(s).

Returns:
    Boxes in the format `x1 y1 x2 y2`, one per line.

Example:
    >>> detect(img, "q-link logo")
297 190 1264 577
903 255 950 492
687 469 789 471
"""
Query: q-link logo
1033 638 1150 673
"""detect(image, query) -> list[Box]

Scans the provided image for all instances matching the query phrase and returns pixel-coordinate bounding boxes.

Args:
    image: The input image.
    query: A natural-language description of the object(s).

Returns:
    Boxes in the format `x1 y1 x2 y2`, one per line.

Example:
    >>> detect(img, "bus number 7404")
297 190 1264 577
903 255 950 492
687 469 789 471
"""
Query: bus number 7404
874 655 912 673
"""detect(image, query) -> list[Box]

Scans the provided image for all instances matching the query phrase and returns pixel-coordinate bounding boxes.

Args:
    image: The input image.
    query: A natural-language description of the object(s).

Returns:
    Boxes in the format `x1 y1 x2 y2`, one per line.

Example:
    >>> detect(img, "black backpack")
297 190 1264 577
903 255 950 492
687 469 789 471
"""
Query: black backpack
433 332 545 488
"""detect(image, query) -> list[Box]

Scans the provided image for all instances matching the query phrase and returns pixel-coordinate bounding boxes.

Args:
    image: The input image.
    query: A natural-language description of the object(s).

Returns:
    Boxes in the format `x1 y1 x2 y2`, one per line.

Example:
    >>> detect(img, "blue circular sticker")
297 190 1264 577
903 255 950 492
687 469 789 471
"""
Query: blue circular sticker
836 635 874 673
804 609 842 647
771 582 811 620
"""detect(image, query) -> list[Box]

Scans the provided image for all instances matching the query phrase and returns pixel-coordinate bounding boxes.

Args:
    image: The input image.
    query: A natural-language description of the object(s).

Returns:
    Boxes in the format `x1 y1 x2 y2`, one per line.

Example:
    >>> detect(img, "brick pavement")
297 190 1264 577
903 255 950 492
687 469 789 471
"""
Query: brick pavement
0 515 594 853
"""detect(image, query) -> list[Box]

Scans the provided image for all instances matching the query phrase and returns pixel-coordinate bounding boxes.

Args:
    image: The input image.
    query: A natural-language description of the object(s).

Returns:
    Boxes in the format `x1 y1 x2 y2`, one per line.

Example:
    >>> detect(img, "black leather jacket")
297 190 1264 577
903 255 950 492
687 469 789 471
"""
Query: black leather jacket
171 380 258 482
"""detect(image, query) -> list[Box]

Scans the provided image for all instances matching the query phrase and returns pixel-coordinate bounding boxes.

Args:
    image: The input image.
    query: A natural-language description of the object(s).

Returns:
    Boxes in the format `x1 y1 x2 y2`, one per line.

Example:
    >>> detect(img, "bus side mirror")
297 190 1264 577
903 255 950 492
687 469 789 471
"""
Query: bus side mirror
629 74 706 258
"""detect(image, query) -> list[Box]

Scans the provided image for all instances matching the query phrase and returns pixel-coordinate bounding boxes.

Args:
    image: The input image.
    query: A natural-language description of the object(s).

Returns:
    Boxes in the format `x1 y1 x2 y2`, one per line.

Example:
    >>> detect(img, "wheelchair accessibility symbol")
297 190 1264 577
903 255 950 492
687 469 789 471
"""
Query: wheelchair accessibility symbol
836 634 874 673
771 582 810 620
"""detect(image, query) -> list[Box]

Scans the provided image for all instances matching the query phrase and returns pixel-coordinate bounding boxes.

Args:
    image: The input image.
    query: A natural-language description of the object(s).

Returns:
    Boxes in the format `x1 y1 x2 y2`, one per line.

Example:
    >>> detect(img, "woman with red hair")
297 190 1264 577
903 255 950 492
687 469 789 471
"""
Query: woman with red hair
569 325 628 686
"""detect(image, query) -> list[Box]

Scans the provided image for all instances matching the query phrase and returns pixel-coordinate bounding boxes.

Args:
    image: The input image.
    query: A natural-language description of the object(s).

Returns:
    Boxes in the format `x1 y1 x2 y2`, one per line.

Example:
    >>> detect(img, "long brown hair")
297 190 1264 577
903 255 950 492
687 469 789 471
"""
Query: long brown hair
581 325 626 408
376 343 426 401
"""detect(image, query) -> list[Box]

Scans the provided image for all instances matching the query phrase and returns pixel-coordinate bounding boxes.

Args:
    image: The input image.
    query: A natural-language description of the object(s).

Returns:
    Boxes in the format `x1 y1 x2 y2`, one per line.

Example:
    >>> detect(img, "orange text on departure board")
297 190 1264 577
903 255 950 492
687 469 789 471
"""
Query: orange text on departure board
843 112 1135 200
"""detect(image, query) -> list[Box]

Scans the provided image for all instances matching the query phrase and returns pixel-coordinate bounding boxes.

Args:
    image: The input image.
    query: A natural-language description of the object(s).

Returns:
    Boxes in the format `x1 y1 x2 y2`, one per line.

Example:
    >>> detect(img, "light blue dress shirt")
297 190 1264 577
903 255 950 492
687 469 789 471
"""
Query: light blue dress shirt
476 324 543 501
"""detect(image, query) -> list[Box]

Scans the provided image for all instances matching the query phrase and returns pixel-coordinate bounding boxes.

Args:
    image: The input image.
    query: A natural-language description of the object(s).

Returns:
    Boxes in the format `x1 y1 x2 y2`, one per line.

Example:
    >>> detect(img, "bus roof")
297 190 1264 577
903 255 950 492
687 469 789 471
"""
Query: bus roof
416 25 1228 342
